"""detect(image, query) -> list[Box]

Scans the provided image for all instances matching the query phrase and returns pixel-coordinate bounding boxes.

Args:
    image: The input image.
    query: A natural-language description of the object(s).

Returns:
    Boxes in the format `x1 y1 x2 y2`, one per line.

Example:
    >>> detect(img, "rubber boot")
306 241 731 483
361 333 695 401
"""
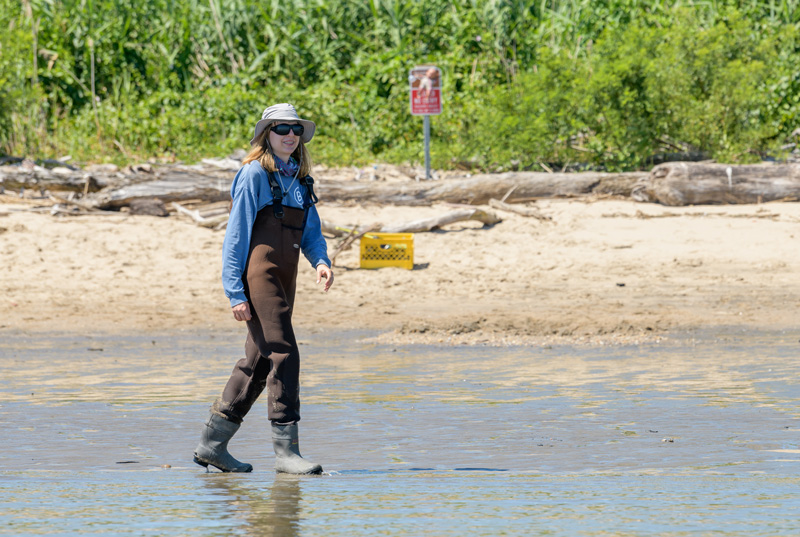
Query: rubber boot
272 424 322 475
193 414 253 473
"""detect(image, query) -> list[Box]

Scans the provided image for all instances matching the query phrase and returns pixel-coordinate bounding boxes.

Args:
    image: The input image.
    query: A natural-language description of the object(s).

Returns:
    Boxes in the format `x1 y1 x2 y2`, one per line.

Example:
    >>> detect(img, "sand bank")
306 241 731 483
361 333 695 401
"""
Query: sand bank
2 193 799 345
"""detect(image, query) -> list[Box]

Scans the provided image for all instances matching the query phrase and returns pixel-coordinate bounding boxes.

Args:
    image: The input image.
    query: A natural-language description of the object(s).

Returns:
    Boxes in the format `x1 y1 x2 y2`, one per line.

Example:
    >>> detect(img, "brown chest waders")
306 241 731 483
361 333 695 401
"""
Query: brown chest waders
215 172 318 426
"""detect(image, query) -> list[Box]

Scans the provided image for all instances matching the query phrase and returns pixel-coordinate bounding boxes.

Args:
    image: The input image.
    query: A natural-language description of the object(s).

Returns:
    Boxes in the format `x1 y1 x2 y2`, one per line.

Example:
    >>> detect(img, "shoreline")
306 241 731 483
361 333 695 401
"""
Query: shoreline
1 323 793 351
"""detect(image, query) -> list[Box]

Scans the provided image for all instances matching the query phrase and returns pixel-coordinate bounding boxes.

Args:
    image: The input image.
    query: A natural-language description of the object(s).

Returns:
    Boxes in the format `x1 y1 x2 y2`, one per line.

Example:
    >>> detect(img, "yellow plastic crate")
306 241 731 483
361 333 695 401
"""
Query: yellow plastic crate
360 233 414 270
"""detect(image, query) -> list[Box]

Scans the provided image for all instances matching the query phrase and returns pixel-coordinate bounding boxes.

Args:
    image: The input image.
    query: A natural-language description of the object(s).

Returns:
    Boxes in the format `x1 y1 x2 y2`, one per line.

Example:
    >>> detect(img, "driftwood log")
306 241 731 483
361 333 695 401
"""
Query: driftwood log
422 171 643 203
0 165 106 193
317 171 644 205
380 208 500 232
631 162 800 206
91 170 231 209
321 208 500 237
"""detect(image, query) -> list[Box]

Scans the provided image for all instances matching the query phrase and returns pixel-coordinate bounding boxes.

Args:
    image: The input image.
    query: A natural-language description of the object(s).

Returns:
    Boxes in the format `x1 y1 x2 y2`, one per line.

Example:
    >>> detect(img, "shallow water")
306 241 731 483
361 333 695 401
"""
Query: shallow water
1 329 799 535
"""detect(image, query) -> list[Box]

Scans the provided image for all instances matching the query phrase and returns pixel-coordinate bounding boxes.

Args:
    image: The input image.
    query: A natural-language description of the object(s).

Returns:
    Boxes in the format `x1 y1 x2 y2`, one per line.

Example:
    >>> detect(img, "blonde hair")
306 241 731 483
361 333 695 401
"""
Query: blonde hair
242 127 312 177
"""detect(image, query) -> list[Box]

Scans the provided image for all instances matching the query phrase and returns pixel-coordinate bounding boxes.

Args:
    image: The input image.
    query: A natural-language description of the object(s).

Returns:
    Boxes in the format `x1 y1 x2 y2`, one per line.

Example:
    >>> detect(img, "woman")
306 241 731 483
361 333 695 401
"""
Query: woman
193 103 333 475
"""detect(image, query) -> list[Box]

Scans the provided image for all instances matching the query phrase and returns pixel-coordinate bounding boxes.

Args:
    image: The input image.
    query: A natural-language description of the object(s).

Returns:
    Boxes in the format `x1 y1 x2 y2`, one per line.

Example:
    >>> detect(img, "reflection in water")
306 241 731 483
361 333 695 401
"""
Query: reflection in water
202 474 301 537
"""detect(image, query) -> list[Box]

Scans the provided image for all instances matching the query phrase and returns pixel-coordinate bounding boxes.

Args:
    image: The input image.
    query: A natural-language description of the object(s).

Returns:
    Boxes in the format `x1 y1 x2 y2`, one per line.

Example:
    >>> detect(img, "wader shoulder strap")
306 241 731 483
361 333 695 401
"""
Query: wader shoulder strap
299 175 319 207
266 170 284 219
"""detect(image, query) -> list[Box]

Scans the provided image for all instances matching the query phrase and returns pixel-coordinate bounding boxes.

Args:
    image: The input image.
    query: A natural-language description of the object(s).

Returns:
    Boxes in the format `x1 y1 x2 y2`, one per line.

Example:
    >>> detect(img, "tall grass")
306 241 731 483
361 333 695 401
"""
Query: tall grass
2 0 799 169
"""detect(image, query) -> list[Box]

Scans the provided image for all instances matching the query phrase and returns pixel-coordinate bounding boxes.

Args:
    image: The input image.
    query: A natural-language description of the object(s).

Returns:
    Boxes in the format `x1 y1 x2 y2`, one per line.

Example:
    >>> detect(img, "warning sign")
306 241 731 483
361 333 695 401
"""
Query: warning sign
409 65 442 116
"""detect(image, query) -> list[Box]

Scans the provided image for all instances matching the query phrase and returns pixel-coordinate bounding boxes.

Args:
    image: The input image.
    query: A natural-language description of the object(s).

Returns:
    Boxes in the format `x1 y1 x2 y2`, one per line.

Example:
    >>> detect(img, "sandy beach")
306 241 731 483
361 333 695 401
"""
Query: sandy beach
2 181 799 346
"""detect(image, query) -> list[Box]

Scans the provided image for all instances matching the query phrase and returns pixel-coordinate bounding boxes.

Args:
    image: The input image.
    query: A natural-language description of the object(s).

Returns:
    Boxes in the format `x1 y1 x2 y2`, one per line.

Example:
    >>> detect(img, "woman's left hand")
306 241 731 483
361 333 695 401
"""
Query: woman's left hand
316 264 334 292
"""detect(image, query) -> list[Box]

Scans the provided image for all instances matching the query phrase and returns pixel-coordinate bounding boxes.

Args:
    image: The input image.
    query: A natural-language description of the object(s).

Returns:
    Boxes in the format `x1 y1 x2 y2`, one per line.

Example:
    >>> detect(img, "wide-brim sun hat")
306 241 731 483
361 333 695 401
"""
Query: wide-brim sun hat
250 103 316 145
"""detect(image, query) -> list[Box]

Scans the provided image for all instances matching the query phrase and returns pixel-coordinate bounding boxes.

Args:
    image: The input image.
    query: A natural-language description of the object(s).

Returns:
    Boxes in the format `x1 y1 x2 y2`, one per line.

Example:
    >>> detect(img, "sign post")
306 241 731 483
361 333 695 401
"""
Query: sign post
409 65 442 180
423 115 431 180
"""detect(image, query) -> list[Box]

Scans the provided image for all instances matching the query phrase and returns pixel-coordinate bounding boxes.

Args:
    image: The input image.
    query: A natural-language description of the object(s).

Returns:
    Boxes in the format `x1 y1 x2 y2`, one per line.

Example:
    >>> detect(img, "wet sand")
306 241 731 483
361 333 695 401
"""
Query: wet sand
2 197 800 346
1 330 799 535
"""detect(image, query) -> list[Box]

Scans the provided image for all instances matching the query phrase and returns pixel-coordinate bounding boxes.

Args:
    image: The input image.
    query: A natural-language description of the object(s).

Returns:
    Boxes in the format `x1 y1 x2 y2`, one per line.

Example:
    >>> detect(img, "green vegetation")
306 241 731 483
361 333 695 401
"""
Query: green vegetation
2 0 799 170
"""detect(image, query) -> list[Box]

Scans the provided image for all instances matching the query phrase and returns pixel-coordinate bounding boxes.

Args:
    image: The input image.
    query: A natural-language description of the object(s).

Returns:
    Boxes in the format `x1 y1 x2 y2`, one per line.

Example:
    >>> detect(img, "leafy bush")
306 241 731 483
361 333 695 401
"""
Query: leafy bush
2 1 799 169
450 8 800 171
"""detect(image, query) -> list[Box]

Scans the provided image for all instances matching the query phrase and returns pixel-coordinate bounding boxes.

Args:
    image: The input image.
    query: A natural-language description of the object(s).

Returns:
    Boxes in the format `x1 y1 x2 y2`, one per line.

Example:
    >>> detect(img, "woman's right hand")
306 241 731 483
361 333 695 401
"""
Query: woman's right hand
232 302 252 322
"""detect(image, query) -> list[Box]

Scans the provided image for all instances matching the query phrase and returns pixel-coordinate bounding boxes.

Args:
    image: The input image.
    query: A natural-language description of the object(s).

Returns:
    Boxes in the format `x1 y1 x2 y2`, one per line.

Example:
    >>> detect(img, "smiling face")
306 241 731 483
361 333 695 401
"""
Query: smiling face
268 121 300 163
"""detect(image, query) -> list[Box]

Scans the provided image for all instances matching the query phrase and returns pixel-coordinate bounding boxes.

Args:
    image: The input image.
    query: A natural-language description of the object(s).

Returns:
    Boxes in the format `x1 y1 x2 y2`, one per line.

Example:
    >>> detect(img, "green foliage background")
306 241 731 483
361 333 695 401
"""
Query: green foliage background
2 0 799 170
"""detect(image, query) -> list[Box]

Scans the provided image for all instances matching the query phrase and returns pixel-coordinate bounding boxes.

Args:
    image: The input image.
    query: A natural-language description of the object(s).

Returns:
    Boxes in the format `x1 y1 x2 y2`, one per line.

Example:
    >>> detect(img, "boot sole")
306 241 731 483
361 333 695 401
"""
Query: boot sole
276 465 323 475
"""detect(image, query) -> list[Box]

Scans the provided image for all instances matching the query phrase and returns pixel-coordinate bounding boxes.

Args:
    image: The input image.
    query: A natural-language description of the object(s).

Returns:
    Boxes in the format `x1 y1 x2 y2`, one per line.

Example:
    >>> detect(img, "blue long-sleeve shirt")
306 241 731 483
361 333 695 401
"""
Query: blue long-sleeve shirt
222 161 330 307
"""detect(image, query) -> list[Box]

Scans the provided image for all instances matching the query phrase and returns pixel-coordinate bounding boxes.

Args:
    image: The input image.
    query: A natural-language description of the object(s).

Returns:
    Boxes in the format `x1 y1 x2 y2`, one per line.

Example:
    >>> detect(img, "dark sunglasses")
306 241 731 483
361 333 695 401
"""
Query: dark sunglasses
270 123 304 136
